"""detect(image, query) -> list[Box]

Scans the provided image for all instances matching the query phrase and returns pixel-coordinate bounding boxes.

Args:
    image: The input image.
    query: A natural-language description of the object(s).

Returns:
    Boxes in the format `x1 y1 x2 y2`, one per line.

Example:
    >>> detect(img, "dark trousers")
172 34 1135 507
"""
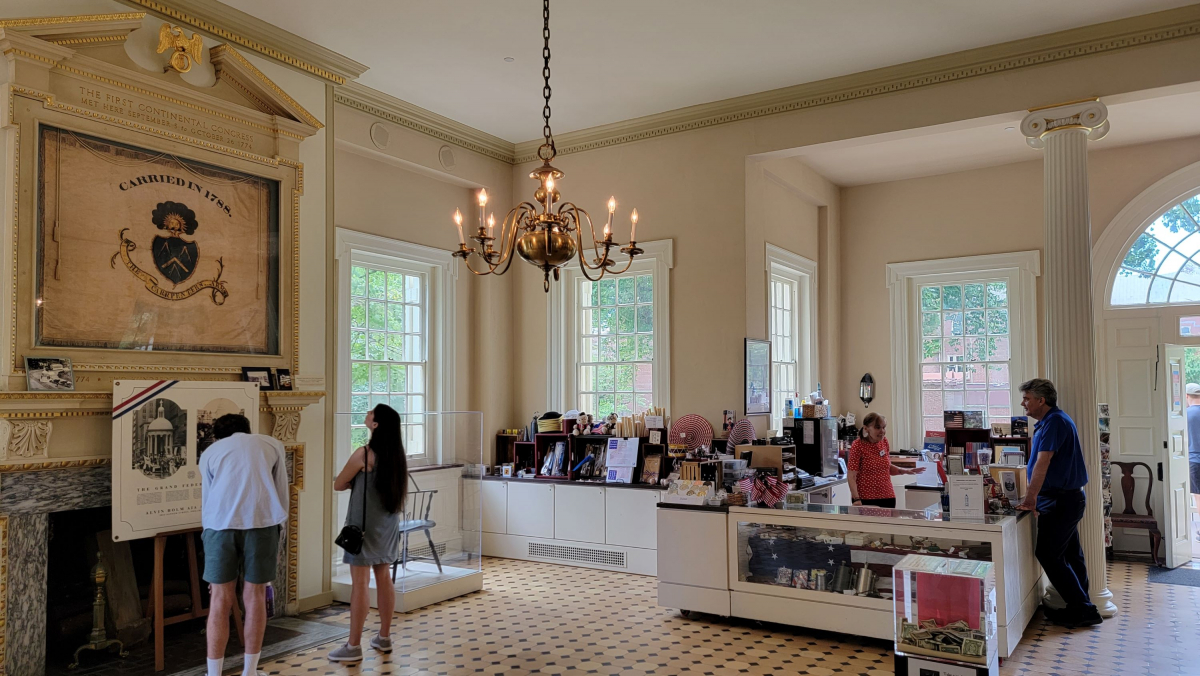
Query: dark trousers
860 498 896 508
1035 488 1095 611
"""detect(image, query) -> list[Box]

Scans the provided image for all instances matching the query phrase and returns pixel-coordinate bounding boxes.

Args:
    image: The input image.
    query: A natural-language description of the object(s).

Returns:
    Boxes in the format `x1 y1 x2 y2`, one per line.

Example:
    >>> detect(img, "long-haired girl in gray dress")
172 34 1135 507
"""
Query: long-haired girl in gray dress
328 404 407 662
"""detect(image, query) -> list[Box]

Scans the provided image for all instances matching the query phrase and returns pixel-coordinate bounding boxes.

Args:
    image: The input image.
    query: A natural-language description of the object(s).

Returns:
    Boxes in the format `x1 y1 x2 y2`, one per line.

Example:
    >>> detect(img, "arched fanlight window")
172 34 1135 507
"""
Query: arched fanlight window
1112 191 1200 305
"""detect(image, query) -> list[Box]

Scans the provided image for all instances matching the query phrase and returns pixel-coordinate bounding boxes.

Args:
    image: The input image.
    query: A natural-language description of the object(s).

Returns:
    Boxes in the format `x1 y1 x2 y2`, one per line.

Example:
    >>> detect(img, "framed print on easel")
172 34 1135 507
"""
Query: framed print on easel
745 338 771 416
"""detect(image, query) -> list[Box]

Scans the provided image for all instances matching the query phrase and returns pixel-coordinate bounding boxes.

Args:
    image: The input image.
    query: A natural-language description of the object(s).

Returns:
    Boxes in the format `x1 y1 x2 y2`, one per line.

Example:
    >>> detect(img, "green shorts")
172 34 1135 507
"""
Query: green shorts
202 525 280 585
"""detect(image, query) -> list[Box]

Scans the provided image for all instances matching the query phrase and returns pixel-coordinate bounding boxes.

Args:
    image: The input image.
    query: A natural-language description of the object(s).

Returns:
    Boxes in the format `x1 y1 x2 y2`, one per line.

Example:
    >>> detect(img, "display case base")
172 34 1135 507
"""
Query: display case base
894 652 998 676
332 562 483 613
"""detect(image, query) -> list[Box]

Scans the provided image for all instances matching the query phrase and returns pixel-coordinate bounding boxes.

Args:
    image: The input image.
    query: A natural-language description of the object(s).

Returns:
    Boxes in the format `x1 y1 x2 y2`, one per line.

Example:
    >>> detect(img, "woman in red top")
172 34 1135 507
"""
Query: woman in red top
848 413 924 508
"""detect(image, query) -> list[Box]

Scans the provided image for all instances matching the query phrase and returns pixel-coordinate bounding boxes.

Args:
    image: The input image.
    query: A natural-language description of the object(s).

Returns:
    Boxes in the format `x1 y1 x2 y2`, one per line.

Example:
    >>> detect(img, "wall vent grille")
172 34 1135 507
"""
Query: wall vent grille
407 541 447 560
528 542 626 568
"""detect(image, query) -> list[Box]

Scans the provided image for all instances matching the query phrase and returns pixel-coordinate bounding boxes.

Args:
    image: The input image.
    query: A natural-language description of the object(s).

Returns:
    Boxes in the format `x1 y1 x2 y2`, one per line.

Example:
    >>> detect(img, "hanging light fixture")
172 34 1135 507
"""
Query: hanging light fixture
451 0 643 292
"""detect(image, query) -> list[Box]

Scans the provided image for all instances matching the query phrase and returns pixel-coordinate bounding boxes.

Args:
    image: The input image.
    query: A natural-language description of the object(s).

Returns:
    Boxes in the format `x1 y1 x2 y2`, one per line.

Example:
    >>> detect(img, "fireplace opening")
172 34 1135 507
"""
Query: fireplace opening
46 508 208 670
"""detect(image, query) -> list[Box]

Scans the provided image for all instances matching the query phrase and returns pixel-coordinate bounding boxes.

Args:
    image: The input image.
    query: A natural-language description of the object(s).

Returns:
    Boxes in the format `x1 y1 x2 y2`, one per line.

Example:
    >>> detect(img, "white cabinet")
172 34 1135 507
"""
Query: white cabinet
482 480 507 534
831 482 852 506
605 488 660 549
554 484 606 543
507 481 555 538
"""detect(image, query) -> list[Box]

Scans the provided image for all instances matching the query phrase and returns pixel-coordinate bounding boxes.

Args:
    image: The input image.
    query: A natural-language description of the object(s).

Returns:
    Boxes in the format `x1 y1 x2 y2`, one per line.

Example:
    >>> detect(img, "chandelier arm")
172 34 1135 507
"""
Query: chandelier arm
575 259 609 283
605 254 638 275
460 254 500 276
558 203 607 267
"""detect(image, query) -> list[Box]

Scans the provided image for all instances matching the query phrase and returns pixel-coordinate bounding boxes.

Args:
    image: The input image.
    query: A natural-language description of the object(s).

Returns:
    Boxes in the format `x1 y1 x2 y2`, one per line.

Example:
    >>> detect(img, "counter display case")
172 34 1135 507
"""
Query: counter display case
657 503 1037 654
893 554 997 667
736 508 993 601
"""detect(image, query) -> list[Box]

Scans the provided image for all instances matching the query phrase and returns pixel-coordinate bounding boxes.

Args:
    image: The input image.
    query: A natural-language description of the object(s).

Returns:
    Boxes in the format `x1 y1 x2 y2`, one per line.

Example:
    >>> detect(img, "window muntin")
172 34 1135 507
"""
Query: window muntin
770 275 799 431
918 281 1012 435
348 263 426 456
1112 194 1200 305
577 274 655 418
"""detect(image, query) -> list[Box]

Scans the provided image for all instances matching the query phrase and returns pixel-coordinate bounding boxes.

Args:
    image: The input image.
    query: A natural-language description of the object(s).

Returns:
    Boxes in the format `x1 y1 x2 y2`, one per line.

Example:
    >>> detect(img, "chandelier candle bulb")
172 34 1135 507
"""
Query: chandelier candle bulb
453 208 465 246
487 213 495 239
630 208 639 241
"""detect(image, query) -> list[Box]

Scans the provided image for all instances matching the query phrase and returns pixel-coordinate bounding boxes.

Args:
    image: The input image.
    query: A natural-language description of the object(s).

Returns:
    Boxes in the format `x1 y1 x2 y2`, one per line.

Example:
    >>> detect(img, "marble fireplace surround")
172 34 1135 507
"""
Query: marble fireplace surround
0 391 318 676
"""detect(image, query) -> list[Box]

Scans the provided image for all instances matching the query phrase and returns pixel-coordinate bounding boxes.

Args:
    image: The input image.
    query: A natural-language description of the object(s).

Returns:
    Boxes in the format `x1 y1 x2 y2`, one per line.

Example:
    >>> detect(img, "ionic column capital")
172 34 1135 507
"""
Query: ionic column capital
1021 100 1109 149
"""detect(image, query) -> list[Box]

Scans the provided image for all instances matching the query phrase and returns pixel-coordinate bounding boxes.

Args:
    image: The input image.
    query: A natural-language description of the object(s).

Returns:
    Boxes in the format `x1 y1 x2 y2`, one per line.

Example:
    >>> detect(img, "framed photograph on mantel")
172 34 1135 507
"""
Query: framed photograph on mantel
745 338 771 416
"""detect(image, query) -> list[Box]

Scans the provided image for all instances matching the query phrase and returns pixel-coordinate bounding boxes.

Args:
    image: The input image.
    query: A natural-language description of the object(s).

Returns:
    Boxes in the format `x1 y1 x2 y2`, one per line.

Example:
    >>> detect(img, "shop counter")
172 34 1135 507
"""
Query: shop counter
657 503 1037 657
482 476 663 575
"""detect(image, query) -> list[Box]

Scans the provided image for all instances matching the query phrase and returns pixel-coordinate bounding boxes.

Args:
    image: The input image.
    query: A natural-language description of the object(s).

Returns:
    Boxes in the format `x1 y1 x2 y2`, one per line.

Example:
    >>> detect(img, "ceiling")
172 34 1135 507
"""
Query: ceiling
219 0 1195 143
791 84 1200 187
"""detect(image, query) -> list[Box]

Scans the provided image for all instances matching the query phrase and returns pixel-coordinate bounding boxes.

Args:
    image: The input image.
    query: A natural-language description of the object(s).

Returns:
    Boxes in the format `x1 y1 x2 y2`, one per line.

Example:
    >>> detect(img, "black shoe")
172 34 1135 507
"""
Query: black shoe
1044 604 1102 628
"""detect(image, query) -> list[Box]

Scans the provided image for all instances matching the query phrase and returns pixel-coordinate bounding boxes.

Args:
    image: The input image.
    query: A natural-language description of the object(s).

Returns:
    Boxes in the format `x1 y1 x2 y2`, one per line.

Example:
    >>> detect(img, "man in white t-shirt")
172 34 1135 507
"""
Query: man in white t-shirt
199 414 289 676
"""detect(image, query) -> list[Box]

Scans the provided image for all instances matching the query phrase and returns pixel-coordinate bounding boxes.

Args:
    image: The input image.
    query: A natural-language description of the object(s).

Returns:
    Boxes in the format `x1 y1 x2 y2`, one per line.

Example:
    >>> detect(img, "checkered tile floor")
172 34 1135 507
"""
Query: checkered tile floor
266 558 1199 675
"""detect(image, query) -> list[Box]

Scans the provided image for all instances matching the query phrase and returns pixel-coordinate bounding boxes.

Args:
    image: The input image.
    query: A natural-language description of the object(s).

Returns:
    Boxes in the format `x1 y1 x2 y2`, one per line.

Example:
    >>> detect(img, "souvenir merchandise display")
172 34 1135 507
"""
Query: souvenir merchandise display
664 479 715 505
738 518 992 601
1098 403 1113 548
893 555 997 666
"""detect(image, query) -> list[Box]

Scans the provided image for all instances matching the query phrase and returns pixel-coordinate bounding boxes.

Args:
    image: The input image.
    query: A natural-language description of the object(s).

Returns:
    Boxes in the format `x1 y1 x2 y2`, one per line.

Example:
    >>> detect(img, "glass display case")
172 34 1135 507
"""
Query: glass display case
734 513 993 601
333 411 483 610
893 554 997 666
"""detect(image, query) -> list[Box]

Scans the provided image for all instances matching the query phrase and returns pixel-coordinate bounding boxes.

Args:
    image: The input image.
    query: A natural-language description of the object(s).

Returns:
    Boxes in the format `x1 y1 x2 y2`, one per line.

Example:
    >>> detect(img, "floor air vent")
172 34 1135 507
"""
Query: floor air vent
528 542 626 568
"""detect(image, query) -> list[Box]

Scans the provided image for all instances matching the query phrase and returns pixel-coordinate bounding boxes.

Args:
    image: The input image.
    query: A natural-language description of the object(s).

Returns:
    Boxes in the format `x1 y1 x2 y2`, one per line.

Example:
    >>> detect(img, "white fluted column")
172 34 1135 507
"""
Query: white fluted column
1021 101 1117 617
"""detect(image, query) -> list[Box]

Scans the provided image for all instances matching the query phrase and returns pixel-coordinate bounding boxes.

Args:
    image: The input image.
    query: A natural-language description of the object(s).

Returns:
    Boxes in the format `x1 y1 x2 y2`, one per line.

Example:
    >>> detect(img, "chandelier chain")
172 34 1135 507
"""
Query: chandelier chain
541 0 555 159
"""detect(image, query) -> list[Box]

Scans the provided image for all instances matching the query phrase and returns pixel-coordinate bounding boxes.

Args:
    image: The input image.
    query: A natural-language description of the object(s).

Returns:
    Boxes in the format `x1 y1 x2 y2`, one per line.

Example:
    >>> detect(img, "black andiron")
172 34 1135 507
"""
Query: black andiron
69 553 128 669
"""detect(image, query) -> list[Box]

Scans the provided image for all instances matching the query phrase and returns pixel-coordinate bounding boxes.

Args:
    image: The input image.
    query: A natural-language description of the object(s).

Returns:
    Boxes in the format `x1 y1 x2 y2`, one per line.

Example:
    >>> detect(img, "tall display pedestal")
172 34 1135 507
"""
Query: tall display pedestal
894 653 998 676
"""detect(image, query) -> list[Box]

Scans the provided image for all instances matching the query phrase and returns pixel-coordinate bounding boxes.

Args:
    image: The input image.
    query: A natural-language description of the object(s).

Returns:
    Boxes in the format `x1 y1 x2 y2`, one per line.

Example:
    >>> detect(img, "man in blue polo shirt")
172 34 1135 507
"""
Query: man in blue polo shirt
1015 378 1102 628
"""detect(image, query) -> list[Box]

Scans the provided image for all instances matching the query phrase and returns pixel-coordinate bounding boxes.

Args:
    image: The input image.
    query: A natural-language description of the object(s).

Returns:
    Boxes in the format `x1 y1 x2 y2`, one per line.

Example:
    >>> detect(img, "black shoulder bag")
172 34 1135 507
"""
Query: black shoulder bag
335 469 368 555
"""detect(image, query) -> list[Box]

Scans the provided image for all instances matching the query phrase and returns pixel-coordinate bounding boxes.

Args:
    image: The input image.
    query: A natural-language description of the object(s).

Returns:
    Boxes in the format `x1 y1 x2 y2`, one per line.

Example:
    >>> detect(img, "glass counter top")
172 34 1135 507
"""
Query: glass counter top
736 503 1019 525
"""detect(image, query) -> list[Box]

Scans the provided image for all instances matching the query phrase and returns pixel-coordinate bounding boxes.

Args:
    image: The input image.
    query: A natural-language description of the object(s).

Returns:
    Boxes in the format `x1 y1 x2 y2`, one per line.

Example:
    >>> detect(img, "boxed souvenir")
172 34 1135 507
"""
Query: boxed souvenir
893 554 996 666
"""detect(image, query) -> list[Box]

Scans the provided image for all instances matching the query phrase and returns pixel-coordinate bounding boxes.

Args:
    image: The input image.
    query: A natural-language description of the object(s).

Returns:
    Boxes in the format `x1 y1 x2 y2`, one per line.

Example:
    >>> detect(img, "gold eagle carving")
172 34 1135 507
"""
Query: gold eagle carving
156 23 204 74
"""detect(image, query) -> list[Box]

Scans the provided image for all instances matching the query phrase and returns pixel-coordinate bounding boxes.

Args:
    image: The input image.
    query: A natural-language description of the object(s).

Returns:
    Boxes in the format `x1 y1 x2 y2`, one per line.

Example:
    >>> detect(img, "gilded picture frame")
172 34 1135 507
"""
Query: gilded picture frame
7 72 308 384
36 125 281 356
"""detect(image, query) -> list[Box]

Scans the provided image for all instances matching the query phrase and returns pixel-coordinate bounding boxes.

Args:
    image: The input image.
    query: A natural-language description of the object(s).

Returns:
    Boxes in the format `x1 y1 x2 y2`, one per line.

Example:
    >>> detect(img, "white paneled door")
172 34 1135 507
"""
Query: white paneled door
1163 345 1192 568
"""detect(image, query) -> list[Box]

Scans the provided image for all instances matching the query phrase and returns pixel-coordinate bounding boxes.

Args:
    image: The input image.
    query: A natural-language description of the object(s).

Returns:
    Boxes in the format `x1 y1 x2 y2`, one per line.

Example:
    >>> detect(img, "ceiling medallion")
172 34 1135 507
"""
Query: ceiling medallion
451 0 643 292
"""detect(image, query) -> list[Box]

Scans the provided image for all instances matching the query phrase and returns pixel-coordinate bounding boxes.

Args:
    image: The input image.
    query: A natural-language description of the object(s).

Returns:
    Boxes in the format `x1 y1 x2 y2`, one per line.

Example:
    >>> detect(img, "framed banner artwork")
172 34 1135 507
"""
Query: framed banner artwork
110 380 260 541
745 338 771 415
37 126 280 355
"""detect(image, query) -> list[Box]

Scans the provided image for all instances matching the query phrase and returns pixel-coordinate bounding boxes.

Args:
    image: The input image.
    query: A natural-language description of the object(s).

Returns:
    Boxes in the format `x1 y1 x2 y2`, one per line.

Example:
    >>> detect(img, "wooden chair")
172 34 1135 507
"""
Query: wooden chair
392 481 442 581
1111 461 1163 567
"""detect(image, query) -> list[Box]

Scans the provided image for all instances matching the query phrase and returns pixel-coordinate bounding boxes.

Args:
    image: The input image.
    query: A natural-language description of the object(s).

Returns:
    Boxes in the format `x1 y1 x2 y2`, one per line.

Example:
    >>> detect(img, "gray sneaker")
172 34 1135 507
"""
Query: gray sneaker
327 643 363 662
370 634 393 653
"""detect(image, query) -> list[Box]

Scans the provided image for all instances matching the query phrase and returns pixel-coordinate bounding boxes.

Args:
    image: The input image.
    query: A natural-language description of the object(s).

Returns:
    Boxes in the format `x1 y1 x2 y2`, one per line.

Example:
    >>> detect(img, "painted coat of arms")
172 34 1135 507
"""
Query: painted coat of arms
113 201 229 305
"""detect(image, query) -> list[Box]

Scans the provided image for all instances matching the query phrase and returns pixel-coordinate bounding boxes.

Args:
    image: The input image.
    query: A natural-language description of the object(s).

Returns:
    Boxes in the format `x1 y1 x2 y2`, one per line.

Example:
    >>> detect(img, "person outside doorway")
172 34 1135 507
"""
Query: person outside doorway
1186 383 1200 543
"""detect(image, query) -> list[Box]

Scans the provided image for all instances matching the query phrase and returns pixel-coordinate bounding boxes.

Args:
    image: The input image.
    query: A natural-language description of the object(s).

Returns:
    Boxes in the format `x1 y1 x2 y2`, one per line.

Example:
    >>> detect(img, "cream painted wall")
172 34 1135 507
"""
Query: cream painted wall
508 32 1200 438
514 127 756 427
837 134 1200 439
333 104 515 459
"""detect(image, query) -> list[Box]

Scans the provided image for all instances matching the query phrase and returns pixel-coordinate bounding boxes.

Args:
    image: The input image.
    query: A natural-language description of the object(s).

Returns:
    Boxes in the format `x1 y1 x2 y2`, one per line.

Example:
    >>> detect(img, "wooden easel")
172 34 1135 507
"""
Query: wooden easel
144 527 243 671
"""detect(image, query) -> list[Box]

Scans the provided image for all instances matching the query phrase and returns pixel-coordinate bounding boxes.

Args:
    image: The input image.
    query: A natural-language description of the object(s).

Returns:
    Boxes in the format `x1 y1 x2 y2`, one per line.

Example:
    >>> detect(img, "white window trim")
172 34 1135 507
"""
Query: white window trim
886 251 1040 447
334 227 457 465
766 244 818 428
547 239 673 415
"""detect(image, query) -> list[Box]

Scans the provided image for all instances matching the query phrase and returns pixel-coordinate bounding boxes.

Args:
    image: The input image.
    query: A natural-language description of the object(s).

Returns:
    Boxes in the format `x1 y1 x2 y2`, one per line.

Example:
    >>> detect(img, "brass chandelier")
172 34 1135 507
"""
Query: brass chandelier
451 0 643 292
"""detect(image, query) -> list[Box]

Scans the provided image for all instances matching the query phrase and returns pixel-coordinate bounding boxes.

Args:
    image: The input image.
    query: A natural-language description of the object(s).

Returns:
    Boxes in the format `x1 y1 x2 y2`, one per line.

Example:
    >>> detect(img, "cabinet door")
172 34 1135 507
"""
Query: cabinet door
506 481 555 538
605 488 660 549
482 481 507 534
553 484 606 543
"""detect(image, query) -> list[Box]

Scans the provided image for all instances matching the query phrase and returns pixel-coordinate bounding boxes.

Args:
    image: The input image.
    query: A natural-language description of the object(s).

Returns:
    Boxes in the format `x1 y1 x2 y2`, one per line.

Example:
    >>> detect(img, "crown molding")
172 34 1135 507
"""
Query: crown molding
334 82 517 165
114 0 367 85
512 4 1200 163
